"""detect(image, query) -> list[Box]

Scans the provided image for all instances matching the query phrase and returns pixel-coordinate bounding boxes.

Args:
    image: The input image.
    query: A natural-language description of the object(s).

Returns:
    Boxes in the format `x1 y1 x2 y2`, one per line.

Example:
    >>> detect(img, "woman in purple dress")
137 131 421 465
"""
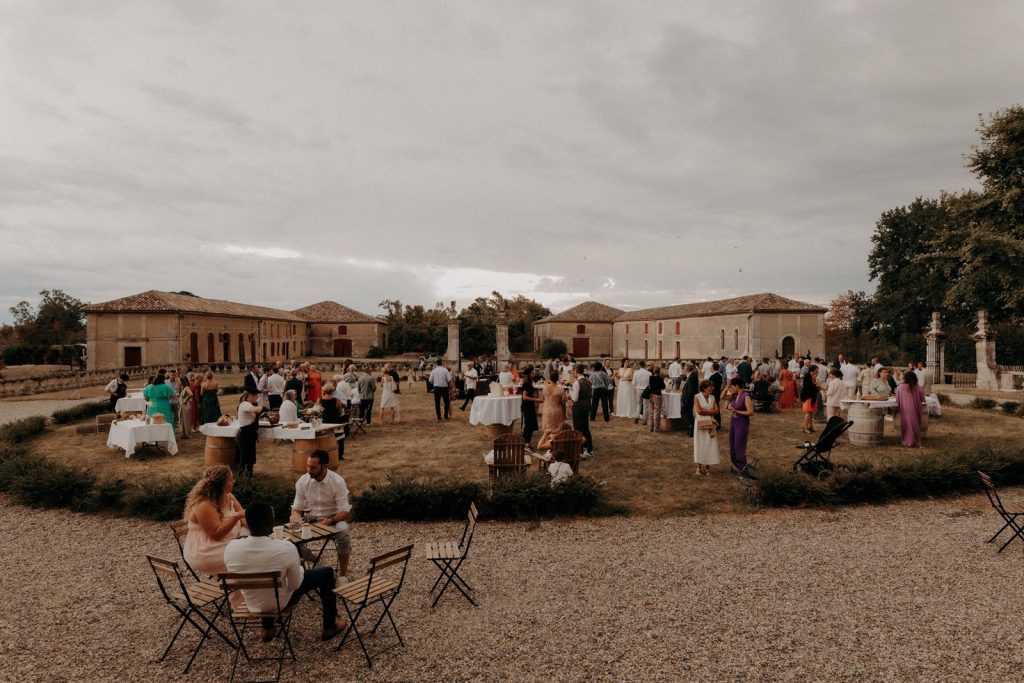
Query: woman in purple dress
895 371 926 447
725 377 754 477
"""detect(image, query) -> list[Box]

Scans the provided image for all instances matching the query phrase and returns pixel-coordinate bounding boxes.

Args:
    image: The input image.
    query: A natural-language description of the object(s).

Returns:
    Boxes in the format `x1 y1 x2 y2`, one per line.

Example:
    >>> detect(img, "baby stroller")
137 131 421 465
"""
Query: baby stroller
792 415 853 478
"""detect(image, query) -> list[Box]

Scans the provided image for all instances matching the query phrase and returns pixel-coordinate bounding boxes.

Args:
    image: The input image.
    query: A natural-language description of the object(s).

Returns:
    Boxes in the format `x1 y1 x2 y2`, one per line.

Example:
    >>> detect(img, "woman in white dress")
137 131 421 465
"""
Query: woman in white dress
614 359 637 418
379 365 399 424
693 380 720 476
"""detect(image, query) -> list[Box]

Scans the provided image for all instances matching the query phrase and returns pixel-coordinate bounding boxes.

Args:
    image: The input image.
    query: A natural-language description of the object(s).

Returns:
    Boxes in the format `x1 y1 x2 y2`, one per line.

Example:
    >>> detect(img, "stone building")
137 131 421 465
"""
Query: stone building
533 301 625 357
534 293 825 361
292 301 386 357
83 291 379 371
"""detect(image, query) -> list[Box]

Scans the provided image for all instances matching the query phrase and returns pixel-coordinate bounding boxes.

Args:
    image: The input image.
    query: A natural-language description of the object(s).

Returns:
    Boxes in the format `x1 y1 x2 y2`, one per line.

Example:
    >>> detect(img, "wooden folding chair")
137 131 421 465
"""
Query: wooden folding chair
219 571 297 683
348 409 366 437
489 433 529 486
146 555 235 674
169 519 201 580
979 471 1024 552
425 502 478 609
334 544 414 668
551 429 585 474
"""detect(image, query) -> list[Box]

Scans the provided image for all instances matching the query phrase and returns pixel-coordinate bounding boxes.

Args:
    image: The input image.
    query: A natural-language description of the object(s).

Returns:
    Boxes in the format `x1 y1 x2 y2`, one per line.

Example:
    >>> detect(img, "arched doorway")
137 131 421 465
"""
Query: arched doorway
781 335 795 357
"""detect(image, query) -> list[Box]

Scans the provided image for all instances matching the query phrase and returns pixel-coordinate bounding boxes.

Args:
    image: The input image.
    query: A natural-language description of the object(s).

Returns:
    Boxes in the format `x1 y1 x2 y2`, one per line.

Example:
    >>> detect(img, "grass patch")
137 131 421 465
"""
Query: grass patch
51 401 109 425
756 446 1024 507
0 416 47 443
0 447 96 510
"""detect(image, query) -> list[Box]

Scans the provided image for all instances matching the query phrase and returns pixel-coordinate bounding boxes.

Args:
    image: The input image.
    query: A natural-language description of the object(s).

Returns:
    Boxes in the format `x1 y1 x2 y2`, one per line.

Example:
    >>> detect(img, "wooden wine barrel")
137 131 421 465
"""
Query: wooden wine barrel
204 436 238 467
292 432 339 476
847 403 883 447
485 423 514 438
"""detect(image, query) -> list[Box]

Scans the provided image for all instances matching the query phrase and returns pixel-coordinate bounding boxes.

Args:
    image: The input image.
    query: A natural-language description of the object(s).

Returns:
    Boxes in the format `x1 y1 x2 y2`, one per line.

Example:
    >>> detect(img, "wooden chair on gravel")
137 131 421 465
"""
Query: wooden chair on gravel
334 544 415 668
424 502 478 609
146 555 235 674
219 571 297 683
489 433 529 486
979 471 1024 552
169 519 200 580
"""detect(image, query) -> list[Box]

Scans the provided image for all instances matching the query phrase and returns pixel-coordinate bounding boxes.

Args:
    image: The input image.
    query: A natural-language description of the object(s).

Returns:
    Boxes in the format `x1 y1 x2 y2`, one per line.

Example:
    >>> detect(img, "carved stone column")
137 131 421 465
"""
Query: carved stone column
973 309 999 390
495 303 510 368
444 301 461 363
923 312 946 386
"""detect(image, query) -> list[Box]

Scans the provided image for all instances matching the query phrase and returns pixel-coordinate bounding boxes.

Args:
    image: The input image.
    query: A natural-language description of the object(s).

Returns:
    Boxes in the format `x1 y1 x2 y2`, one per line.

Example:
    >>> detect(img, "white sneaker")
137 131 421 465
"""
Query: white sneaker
581 450 592 459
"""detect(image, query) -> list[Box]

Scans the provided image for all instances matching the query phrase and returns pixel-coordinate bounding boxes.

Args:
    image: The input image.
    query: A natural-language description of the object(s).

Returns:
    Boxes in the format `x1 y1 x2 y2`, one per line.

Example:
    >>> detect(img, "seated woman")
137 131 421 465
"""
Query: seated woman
278 389 299 425
182 465 246 577
863 368 894 400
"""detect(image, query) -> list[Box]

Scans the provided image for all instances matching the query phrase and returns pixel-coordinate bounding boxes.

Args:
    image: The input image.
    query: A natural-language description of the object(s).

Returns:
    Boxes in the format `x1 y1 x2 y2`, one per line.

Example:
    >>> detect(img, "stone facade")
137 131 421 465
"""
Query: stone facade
533 301 624 357
293 300 386 358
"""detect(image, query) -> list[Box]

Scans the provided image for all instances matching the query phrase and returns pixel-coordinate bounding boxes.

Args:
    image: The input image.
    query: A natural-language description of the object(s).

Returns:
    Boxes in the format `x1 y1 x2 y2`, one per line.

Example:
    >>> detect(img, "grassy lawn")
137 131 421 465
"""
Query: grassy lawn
40 380 1024 516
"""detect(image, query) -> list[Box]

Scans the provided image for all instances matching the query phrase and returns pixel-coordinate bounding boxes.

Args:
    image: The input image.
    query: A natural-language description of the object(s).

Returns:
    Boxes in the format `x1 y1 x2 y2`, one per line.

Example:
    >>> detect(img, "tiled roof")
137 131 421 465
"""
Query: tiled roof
292 301 381 324
83 290 303 321
536 301 625 324
614 293 827 322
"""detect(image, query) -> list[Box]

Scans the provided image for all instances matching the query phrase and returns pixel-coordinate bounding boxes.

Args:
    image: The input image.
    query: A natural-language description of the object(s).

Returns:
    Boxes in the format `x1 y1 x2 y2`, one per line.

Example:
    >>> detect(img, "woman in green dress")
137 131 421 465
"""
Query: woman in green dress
200 371 222 425
144 375 176 426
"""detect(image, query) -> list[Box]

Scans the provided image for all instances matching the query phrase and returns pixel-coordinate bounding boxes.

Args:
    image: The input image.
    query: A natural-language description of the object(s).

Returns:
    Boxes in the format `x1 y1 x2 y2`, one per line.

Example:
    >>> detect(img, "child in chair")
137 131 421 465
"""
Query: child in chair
548 448 573 486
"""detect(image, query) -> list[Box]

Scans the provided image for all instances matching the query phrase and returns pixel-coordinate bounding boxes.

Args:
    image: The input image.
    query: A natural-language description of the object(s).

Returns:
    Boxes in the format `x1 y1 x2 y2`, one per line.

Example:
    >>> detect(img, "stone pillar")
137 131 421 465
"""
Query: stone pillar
444 301 461 363
923 311 946 386
973 309 999 390
495 302 510 368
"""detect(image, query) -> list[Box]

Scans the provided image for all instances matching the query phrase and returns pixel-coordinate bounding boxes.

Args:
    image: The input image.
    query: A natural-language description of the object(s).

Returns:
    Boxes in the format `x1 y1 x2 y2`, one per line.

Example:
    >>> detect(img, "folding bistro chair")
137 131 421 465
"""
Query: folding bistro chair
425 502 478 609
347 409 366 437
219 571 296 683
978 471 1024 553
792 415 852 478
489 433 529 486
145 555 235 674
334 544 415 668
169 519 200 580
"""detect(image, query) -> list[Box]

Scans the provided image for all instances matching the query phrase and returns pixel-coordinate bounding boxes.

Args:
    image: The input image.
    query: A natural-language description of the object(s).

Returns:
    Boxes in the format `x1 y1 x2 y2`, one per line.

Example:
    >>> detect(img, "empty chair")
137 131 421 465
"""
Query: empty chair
978 471 1024 553
424 502 479 609
489 433 529 485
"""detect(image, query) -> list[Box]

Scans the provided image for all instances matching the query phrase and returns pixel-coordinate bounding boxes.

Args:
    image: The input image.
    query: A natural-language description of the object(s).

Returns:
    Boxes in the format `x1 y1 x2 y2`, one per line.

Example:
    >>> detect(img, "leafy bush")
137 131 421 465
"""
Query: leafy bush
5 457 95 510
973 397 998 410
539 338 568 359
0 416 46 443
756 447 1024 507
232 473 296 523
352 475 485 522
1001 401 1021 415
88 478 129 512
936 393 954 406
123 475 194 521
51 401 109 424
483 472 623 519
365 345 386 359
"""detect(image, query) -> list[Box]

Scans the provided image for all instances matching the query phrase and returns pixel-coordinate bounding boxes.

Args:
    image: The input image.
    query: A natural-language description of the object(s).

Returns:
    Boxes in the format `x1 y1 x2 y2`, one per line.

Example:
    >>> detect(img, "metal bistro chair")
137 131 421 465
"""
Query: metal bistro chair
218 571 297 683
169 519 200 580
145 555 235 674
334 544 415 668
425 502 479 609
489 433 530 486
979 471 1024 553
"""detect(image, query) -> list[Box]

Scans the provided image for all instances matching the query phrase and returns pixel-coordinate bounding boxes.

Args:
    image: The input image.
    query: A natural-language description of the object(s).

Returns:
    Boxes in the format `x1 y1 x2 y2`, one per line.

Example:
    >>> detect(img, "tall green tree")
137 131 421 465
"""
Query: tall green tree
3 289 88 365
378 299 447 355
458 292 551 357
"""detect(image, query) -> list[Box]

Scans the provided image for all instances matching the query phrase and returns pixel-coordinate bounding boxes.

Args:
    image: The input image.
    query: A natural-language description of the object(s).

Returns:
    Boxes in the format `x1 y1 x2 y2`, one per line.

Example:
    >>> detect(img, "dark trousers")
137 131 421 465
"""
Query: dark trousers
522 405 538 445
361 398 374 424
572 401 593 452
268 394 282 410
460 388 476 411
433 387 450 419
590 388 611 422
238 423 258 475
262 566 337 630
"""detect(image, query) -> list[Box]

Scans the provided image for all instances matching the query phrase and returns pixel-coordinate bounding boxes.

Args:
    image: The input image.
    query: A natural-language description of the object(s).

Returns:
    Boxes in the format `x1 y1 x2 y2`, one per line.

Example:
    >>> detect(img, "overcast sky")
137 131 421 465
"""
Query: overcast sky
1 1 1021 324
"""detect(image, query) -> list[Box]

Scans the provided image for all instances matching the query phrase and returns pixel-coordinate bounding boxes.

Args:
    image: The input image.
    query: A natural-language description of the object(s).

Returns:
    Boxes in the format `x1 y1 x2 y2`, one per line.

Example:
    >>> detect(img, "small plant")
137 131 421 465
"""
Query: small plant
123 475 195 521
936 393 954 406
6 458 95 510
365 345 386 359
89 478 129 512
973 397 998 410
483 472 625 520
0 416 46 443
232 473 296 523
1001 401 1021 415
51 401 109 425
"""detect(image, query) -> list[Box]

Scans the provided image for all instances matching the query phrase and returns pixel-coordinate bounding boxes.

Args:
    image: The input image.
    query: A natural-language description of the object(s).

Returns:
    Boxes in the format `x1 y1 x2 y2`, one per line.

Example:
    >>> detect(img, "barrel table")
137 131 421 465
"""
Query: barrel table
469 395 522 437
843 401 884 447
291 430 340 476
204 436 238 467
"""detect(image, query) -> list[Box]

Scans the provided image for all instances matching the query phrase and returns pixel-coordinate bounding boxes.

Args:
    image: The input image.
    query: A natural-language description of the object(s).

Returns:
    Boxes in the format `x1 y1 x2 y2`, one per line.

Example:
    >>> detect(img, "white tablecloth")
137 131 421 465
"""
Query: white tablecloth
840 395 940 412
199 421 341 441
469 396 522 426
106 420 178 457
114 393 147 413
661 392 682 419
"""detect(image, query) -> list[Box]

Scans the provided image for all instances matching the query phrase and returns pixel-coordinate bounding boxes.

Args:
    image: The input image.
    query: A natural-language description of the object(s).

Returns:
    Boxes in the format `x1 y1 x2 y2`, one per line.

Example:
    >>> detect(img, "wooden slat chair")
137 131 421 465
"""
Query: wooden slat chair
489 433 529 486
145 555 235 674
979 471 1024 552
550 428 586 474
169 519 201 580
424 502 478 609
334 544 415 668
347 405 367 437
218 572 297 683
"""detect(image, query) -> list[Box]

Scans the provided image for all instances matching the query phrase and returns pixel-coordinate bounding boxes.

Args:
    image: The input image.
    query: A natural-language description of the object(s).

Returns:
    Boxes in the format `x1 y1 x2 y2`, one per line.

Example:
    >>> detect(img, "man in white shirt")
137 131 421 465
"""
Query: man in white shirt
291 449 353 577
256 368 272 409
632 362 652 423
840 359 861 400
267 367 286 410
668 359 684 391
224 501 345 643
787 356 800 373
104 373 129 413
459 362 479 411
428 359 452 420
559 356 574 384
700 357 714 380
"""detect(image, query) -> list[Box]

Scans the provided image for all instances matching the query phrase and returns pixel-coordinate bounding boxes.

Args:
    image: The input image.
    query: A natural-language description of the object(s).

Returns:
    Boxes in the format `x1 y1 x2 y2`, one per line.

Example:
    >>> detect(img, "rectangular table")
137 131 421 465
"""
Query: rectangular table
660 392 682 419
198 421 342 441
106 419 178 457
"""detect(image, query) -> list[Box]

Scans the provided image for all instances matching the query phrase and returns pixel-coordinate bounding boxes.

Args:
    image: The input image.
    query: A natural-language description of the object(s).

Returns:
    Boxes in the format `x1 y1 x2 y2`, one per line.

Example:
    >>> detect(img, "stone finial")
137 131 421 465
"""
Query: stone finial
973 309 993 340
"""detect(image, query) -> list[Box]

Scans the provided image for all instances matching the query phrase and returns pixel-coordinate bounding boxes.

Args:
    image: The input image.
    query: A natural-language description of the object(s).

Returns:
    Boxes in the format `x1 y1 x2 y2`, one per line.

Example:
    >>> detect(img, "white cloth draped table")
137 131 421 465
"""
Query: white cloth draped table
198 421 342 441
106 420 178 457
660 392 682 419
114 392 147 413
469 396 522 426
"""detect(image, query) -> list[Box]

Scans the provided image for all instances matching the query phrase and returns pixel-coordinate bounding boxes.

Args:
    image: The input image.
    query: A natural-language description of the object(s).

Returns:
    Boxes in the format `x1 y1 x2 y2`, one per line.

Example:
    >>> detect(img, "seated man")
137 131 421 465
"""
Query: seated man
291 449 353 578
223 501 345 642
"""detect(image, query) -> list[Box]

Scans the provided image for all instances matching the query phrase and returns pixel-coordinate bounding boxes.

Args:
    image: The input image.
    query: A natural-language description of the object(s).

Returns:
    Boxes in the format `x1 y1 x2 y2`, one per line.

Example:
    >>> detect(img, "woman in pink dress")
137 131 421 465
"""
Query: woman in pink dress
182 465 246 576
895 371 926 447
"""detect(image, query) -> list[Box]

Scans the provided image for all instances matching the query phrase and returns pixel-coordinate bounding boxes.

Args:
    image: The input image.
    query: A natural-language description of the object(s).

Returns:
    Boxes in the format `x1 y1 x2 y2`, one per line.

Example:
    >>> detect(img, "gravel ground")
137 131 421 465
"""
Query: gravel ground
0 398 101 426
2 494 1024 682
